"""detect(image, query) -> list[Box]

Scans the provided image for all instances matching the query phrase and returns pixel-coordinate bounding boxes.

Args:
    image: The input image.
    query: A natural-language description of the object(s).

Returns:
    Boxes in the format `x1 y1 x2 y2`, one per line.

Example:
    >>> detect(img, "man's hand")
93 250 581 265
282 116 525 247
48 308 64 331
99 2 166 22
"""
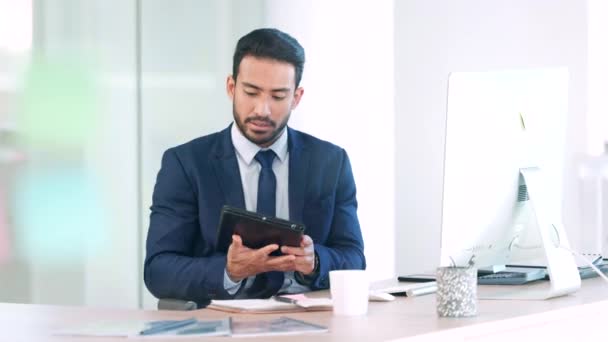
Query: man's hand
226 235 296 282
281 235 316 275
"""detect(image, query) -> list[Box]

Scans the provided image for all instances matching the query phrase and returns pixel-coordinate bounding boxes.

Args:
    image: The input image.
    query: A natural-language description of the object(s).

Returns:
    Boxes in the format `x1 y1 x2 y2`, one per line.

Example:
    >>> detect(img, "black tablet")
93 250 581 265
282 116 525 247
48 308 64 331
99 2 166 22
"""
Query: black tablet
215 205 306 253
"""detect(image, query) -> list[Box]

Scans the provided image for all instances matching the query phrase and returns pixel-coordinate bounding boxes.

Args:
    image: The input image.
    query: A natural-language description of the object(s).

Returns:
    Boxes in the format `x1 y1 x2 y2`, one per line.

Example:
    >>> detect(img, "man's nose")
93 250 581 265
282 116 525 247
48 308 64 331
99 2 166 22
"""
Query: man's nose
254 97 271 117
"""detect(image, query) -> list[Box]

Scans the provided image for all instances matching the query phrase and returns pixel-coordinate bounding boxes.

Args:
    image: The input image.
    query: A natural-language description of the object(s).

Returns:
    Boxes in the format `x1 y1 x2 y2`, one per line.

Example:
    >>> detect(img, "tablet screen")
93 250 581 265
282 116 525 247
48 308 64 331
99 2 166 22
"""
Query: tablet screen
215 206 305 253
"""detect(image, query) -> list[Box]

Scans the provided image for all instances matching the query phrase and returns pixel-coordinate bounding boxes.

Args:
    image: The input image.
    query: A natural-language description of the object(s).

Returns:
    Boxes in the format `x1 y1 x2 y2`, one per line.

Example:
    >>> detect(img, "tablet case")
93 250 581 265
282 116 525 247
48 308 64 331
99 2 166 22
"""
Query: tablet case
216 205 306 253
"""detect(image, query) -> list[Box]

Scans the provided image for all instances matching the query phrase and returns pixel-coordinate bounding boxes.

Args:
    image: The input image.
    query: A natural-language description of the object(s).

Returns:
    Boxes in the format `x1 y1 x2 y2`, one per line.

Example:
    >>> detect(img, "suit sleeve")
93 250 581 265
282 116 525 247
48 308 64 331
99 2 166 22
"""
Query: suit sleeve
143 148 234 304
310 150 366 289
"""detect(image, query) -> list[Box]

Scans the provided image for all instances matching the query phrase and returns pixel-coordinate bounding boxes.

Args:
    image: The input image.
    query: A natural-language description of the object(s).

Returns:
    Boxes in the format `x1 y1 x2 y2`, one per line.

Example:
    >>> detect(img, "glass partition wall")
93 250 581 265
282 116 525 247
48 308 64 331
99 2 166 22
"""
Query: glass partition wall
0 0 263 309
139 0 264 309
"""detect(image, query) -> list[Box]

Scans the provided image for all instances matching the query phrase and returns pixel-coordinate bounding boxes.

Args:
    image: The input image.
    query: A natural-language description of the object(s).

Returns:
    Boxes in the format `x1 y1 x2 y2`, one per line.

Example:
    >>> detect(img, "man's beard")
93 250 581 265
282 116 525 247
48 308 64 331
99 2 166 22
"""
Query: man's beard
233 106 290 147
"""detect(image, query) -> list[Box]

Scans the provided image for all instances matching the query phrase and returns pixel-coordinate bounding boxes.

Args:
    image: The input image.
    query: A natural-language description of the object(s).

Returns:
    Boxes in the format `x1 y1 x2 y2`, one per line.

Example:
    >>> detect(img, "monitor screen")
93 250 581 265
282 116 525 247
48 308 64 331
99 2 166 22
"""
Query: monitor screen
439 68 569 269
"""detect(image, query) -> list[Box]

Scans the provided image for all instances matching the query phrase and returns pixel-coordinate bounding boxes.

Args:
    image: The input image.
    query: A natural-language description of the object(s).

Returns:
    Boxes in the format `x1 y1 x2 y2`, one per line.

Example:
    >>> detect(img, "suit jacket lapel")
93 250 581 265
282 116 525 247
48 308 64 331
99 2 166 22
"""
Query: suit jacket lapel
288 127 310 222
211 125 246 209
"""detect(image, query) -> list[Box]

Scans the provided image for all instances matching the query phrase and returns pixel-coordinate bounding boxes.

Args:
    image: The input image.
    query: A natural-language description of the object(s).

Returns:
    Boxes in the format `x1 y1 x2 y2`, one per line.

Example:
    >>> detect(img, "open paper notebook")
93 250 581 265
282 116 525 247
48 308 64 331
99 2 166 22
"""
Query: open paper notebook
208 297 333 314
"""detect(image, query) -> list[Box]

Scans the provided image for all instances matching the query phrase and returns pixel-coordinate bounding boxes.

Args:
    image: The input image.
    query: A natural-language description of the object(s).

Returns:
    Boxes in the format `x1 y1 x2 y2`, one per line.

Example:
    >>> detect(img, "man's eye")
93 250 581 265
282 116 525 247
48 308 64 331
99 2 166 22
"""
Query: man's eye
273 96 286 100
245 91 257 96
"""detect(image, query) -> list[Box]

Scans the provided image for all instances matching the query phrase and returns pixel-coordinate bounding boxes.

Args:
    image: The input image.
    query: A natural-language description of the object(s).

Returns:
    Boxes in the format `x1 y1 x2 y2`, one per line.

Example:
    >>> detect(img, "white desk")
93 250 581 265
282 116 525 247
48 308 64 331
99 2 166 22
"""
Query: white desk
3 278 608 341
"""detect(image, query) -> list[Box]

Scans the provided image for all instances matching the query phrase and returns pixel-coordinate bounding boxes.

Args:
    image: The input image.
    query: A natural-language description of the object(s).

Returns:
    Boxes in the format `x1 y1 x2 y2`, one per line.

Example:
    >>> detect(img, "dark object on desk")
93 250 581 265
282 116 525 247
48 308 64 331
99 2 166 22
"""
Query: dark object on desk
577 261 608 279
216 205 305 253
398 274 436 283
273 295 297 304
139 317 198 336
157 299 198 311
507 256 608 280
478 268 546 285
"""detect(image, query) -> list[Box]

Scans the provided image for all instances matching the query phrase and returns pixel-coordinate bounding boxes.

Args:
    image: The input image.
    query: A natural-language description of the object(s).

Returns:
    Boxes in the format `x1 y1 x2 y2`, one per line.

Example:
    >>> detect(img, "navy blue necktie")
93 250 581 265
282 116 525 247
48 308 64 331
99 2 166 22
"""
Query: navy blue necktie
251 149 284 297
255 150 277 217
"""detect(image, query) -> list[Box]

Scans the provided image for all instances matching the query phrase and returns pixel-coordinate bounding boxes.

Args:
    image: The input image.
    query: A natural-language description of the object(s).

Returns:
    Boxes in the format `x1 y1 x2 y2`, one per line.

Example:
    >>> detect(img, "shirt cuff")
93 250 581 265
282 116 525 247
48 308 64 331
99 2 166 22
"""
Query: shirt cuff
224 269 243 295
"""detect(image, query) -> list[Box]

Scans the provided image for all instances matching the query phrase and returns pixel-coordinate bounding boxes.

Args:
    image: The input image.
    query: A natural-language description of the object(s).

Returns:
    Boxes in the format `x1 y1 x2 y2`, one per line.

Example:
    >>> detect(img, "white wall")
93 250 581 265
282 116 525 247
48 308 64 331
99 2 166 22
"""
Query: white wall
395 0 588 275
587 0 608 155
265 0 396 282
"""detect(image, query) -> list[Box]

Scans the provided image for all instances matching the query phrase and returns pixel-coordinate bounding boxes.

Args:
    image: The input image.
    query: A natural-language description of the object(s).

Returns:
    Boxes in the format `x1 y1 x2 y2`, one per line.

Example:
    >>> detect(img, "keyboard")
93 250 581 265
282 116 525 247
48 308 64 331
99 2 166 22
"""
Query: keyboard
478 269 546 285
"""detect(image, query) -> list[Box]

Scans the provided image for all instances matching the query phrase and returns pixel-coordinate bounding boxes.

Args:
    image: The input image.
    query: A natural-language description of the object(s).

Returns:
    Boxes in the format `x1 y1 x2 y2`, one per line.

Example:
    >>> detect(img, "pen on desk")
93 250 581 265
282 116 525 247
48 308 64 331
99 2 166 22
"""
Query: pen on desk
139 317 197 336
407 284 438 297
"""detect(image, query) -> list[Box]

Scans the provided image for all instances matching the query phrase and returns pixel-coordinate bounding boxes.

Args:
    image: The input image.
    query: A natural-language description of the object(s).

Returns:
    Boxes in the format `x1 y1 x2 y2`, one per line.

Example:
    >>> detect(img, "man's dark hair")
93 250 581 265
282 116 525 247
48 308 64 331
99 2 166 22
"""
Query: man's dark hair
232 28 305 88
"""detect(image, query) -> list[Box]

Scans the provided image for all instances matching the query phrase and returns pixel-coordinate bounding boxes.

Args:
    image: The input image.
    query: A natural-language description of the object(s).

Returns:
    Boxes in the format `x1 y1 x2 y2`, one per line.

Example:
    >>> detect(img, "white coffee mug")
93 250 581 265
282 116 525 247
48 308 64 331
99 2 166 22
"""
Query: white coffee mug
329 270 369 316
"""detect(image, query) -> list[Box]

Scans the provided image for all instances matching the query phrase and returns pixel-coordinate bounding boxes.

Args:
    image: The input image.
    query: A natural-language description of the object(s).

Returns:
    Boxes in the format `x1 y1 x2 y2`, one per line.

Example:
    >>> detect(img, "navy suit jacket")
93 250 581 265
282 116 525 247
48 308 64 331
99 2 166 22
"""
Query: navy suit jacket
144 125 365 305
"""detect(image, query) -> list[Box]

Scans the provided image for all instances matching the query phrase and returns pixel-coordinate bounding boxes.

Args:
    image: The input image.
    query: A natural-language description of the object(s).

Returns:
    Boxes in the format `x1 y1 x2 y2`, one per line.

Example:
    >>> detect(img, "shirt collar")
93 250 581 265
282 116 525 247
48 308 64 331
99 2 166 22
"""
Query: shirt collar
231 122 288 165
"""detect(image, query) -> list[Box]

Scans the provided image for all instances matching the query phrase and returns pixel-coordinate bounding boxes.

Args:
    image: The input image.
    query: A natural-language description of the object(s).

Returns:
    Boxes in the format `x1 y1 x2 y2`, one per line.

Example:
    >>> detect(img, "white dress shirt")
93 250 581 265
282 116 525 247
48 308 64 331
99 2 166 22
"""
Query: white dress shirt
223 123 310 295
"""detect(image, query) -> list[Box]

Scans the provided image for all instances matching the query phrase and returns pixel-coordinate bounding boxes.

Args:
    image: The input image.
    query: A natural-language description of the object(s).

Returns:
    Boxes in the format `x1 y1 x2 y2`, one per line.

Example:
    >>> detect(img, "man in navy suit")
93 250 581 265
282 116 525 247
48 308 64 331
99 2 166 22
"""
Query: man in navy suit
144 28 365 307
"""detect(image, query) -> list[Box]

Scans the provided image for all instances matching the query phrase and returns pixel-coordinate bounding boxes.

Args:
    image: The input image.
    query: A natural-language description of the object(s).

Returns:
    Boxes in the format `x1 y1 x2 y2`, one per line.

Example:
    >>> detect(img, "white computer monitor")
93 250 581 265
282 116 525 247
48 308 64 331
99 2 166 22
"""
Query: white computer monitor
439 68 581 299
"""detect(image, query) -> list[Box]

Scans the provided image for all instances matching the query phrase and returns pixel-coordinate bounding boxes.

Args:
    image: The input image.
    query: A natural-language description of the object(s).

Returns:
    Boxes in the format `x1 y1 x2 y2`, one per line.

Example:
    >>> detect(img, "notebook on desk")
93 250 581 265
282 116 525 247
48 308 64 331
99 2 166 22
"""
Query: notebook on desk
208 297 332 314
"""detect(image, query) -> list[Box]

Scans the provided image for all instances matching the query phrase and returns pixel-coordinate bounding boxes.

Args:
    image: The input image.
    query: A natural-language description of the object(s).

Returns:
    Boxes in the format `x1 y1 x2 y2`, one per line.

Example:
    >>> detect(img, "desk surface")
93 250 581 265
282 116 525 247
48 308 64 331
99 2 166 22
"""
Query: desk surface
4 278 608 341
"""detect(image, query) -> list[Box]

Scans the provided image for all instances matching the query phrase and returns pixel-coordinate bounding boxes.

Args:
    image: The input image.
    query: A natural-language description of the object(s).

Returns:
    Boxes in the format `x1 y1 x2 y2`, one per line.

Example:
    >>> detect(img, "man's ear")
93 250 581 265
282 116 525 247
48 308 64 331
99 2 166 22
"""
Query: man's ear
226 75 236 100
292 87 304 109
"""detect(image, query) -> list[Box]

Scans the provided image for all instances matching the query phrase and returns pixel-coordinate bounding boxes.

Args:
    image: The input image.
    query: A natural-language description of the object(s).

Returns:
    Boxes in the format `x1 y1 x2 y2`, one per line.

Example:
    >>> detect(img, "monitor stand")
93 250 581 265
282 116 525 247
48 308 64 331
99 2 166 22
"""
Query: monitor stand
479 167 581 300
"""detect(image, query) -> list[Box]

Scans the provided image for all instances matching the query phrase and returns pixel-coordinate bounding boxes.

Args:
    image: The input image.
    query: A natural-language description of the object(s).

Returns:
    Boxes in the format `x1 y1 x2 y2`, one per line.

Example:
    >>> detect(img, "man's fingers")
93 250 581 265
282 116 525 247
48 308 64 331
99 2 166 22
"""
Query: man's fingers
281 245 306 256
300 235 313 247
258 243 279 256
232 235 243 247
266 254 295 264
265 254 296 270
283 235 313 255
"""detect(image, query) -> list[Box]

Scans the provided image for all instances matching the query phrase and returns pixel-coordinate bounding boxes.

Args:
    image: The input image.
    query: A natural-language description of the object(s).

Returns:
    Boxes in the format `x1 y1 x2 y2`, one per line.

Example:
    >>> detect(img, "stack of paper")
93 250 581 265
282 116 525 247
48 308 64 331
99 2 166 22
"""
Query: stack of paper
208 296 332 314
208 299 300 313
